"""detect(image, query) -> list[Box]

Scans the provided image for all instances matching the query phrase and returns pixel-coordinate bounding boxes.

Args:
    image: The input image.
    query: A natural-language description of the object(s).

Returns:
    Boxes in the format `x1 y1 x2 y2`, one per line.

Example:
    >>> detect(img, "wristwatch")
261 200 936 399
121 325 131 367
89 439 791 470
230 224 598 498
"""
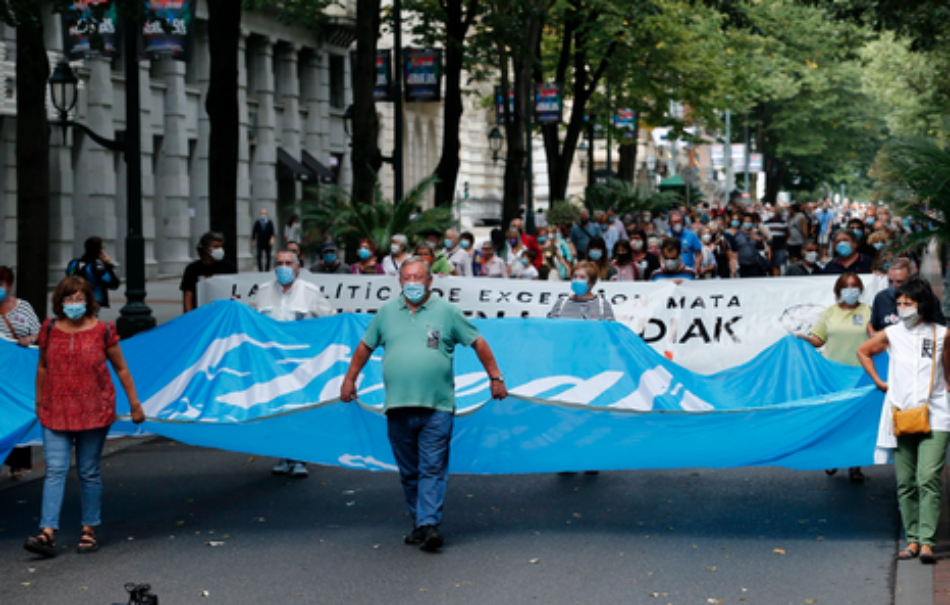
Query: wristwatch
490 375 505 383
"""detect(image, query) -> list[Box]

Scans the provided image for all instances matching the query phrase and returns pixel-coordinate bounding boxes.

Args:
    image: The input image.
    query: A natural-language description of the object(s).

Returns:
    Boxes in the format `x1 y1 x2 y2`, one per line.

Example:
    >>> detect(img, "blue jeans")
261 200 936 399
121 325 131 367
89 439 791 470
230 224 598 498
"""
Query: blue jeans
40 426 109 530
386 408 454 528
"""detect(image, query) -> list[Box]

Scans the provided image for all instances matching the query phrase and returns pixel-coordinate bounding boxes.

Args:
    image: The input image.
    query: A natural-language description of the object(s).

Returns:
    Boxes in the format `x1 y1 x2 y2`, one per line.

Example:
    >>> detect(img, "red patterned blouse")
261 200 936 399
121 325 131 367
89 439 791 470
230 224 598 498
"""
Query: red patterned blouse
37 319 119 431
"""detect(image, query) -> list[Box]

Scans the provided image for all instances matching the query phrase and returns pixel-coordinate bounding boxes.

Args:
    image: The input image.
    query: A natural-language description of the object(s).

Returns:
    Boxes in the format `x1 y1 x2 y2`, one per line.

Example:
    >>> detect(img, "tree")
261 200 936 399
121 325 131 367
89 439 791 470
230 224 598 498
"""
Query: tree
2 2 50 320
206 0 242 265
405 0 481 207
300 174 456 248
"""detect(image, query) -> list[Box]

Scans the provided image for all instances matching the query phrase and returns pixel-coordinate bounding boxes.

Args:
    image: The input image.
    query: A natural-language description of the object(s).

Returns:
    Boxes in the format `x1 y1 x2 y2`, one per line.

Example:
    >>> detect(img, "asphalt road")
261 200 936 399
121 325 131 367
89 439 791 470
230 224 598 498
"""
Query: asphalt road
0 439 899 605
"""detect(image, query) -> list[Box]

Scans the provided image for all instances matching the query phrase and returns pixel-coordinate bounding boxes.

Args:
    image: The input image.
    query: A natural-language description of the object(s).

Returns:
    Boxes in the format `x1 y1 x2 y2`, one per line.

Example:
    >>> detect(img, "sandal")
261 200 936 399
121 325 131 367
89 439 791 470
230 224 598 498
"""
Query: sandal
849 467 866 483
824 469 838 477
76 528 99 554
24 530 56 558
898 543 920 560
920 546 936 564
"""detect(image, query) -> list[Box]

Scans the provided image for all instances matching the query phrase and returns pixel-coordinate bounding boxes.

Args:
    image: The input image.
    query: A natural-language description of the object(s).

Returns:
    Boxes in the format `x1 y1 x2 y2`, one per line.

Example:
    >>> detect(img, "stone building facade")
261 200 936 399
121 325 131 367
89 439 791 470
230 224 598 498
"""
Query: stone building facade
0 3 355 281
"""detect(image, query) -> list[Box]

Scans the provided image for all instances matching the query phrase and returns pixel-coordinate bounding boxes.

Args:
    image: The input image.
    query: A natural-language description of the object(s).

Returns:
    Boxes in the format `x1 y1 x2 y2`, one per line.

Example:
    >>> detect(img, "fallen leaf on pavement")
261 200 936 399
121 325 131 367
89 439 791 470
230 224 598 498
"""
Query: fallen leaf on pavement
773 548 786 555
529 558 540 564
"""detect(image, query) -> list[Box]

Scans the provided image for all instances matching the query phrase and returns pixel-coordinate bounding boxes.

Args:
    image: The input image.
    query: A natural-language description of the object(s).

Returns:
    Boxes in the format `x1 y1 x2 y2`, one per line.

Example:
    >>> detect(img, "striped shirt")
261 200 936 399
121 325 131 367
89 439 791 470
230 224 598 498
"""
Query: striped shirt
0 299 41 340
547 296 615 321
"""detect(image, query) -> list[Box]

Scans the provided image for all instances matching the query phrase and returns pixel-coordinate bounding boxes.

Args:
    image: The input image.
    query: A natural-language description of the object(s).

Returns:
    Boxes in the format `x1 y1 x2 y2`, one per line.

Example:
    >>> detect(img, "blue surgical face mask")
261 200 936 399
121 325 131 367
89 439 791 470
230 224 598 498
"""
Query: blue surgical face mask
836 242 853 257
571 280 589 296
600 224 609 232
852 229 863 239
0 287 6 303
358 247 371 260
64 303 86 320
873 242 884 250
887 285 896 298
459 240 470 249
537 236 547 244
840 287 861 305
589 249 603 261
402 282 426 303
731 220 740 228
742 222 753 230
866 217 875 225
444 238 454 249
276 266 295 285
323 253 337 264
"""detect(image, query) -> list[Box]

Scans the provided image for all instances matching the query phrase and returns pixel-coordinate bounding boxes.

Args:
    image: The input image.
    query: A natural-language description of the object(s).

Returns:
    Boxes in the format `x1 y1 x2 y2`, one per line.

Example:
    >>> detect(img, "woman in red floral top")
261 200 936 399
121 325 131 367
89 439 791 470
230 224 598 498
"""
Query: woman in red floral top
24 277 145 558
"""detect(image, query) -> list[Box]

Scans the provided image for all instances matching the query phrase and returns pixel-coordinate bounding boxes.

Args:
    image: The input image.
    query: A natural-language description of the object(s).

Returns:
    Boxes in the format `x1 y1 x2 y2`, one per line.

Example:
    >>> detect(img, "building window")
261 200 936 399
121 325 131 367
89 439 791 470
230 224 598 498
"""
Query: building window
329 54 344 109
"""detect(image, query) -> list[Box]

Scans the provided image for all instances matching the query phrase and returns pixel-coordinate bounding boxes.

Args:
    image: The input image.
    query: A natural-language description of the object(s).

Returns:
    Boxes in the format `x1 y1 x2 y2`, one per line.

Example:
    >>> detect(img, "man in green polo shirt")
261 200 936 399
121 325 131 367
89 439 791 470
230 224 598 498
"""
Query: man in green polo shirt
340 257 507 552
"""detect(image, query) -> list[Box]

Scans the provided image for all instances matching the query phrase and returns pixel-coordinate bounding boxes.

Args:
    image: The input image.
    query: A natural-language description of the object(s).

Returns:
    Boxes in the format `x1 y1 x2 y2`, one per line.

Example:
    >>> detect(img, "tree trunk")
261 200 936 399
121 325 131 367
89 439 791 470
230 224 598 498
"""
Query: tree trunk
206 0 241 265
617 120 639 182
433 0 475 207
758 102 781 206
351 0 383 207
16 8 50 319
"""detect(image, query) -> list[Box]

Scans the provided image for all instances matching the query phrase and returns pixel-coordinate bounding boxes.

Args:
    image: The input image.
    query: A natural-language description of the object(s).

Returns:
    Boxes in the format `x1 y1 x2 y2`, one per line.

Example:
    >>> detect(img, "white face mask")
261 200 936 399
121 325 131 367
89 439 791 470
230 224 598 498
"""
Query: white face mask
391 243 401 255
663 258 680 271
210 248 225 261
899 306 920 328
701 234 712 244
631 240 643 251
804 251 818 264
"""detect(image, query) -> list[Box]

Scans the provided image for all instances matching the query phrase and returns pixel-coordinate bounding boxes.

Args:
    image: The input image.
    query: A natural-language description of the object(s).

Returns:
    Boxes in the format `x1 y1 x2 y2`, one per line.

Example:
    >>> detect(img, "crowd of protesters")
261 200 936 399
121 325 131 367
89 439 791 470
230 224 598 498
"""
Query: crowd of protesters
291 196 929 285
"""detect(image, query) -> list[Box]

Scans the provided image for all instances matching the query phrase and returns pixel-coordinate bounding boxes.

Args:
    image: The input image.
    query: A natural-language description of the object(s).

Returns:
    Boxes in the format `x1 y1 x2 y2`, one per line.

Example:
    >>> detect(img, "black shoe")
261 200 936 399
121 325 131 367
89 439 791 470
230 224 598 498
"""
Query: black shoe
419 525 443 552
404 527 425 545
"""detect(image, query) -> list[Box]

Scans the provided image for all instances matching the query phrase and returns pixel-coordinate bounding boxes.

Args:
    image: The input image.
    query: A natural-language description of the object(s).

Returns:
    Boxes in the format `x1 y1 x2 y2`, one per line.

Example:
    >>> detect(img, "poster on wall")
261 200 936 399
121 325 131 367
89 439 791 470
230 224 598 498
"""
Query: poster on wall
141 0 197 61
404 48 442 102
495 86 515 124
62 0 120 60
534 83 562 125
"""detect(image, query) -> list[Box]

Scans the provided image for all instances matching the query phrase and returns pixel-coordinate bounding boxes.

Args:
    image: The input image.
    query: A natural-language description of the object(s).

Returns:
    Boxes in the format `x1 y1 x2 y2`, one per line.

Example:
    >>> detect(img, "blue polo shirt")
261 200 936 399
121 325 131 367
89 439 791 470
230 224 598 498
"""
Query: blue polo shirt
670 228 702 269
362 295 481 412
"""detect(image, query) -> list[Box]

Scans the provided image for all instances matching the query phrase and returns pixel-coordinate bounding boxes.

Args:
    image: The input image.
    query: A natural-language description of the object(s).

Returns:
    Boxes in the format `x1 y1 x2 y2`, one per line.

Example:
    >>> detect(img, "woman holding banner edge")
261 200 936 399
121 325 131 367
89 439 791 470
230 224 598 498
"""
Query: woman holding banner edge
857 278 950 564
796 272 871 483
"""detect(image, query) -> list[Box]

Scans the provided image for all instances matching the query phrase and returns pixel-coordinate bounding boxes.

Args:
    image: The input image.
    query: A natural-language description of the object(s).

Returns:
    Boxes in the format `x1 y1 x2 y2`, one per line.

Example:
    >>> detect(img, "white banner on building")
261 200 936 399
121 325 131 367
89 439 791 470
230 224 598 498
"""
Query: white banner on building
198 273 885 374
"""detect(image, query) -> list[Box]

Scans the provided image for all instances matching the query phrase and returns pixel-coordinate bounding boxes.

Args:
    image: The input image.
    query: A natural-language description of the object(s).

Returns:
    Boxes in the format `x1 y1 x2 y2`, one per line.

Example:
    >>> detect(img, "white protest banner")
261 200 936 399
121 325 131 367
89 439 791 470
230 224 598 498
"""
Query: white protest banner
198 272 885 373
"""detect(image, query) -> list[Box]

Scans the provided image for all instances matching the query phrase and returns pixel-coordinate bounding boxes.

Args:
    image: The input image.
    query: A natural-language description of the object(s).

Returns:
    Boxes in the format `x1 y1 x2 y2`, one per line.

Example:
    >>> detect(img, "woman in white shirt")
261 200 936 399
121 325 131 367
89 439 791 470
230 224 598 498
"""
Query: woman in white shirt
858 278 950 564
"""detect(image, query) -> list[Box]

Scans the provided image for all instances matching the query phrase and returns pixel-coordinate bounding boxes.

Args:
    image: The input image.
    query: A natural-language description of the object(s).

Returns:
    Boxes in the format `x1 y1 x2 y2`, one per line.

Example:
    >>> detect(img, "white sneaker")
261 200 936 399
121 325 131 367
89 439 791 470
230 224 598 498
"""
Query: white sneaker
272 459 293 475
290 462 309 478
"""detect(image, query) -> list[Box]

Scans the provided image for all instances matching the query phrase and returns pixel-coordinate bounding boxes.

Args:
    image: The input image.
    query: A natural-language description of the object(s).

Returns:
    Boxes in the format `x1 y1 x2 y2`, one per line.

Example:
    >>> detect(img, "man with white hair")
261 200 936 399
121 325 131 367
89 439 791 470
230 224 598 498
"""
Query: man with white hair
253 249 336 477
340 257 506 551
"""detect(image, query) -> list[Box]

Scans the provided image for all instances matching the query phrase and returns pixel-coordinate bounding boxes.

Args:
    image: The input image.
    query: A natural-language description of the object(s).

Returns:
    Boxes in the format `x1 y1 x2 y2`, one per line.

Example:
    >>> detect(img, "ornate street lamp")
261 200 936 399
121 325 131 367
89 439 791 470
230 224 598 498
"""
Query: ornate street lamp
487 126 504 164
48 28 154 339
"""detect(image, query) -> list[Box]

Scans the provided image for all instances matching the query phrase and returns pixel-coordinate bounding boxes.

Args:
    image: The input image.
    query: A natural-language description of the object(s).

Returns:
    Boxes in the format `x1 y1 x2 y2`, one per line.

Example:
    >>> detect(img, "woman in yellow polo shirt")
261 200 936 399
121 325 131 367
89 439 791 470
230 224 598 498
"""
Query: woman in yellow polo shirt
797 272 871 482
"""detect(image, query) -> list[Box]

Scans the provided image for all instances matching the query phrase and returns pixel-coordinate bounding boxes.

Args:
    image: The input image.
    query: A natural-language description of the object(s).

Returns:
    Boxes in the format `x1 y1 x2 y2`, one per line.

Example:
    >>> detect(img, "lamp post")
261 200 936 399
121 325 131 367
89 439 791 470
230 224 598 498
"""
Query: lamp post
49 15 155 339
488 126 504 164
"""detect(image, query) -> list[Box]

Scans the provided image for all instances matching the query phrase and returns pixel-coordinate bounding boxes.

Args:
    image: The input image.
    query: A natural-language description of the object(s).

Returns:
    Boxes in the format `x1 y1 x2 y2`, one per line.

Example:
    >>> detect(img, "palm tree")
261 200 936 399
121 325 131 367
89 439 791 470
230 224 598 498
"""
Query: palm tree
299 174 457 254
870 136 950 307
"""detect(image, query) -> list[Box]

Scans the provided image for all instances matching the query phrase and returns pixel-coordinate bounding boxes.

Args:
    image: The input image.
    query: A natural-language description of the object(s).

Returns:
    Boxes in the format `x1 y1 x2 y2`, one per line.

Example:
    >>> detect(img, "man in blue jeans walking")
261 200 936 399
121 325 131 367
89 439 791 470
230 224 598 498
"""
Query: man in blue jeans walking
340 257 507 552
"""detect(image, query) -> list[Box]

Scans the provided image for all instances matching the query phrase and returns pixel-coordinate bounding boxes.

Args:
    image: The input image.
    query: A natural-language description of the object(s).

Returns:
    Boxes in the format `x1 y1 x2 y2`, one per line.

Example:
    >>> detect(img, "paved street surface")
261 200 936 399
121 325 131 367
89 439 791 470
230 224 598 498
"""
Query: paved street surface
1 440 899 604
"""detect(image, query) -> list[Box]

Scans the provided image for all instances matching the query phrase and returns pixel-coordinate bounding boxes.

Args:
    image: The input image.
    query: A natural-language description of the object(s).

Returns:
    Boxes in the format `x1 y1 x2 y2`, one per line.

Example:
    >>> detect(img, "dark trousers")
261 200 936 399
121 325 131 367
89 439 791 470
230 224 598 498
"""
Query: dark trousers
256 246 272 272
386 408 454 528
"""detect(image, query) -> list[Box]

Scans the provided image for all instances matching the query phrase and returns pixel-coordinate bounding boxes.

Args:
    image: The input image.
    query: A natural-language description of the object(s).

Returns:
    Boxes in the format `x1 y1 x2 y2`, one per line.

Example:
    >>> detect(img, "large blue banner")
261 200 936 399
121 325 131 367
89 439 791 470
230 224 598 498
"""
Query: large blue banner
0 302 886 473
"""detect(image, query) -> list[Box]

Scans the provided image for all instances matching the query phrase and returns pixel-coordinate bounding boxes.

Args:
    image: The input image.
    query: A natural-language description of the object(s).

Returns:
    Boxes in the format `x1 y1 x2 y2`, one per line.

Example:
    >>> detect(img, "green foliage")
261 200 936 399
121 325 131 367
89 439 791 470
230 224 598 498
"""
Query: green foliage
299 174 457 251
582 179 679 216
869 137 950 250
545 201 580 226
